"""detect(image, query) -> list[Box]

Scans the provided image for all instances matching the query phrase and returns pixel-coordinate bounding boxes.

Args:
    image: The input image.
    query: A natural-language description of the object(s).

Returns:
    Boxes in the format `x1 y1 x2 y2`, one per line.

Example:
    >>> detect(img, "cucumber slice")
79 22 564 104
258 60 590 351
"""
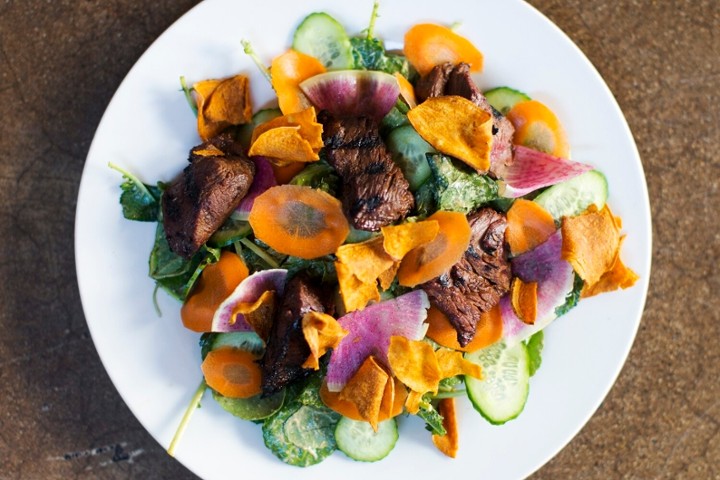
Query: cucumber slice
464 341 530 425
292 13 354 70
484 87 531 115
212 389 285 421
386 124 435 191
335 417 398 462
533 170 608 221
200 332 265 359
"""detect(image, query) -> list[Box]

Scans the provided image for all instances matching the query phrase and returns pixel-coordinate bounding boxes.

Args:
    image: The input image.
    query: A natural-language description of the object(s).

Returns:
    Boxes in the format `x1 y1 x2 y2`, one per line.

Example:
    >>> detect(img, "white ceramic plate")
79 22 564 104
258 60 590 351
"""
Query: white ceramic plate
75 0 652 478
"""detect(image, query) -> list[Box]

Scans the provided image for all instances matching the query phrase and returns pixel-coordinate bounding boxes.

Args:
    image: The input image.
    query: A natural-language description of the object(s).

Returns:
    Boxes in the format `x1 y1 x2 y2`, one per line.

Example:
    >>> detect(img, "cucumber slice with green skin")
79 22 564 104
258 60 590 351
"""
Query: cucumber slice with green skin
484 86 532 115
293 13 354 70
533 170 608 222
335 417 398 462
200 332 265 360
464 341 530 425
386 124 436 191
212 389 285 421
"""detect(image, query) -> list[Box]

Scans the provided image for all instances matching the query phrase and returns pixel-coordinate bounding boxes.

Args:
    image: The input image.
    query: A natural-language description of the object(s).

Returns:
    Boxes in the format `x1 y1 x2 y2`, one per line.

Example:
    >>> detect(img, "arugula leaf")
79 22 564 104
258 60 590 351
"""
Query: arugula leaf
427 154 499 214
525 330 544 377
555 273 584 317
288 159 339 196
109 162 162 221
416 395 446 436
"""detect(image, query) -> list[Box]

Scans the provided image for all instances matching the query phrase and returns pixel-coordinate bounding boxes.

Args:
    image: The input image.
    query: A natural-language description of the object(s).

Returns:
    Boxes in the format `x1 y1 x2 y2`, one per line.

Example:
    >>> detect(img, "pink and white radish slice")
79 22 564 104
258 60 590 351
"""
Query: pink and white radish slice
233 156 277 221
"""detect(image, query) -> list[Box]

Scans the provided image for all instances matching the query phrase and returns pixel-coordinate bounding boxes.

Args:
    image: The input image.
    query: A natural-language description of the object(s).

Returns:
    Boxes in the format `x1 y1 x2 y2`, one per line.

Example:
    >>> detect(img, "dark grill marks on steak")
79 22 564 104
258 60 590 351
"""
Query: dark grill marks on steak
422 208 512 346
162 136 255 258
259 274 327 395
319 112 414 231
415 62 515 172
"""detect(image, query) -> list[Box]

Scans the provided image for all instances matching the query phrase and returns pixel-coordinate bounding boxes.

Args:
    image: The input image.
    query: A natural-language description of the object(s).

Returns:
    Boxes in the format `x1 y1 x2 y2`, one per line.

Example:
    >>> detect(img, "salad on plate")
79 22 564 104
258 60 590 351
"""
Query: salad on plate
111 3 638 467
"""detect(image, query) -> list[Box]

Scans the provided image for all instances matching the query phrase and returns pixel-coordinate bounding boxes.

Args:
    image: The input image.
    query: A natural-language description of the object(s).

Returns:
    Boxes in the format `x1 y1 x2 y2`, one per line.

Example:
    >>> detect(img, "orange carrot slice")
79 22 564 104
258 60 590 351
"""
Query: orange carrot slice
248 185 349 259
506 100 570 158
425 305 502 353
397 211 471 287
271 161 306 184
505 199 557 256
181 252 249 332
271 49 327 115
394 72 417 108
432 398 459 458
404 24 483 76
200 347 262 399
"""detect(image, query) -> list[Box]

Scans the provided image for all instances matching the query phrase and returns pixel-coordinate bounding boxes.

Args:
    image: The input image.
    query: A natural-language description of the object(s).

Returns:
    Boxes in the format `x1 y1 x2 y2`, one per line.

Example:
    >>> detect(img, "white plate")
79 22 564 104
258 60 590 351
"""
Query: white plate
75 0 652 478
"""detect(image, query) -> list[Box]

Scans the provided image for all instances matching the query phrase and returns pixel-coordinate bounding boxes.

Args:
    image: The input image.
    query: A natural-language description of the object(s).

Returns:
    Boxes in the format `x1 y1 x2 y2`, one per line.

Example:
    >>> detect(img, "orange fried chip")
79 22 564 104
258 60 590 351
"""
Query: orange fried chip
381 220 440 260
320 377 406 422
301 311 348 370
581 253 639 298
335 262 381 313
251 107 323 150
388 336 441 394
432 398 459 458
191 144 225 158
435 348 482 380
248 126 319 162
510 277 538 325
408 95 494 172
339 355 390 430
231 289 276 341
378 261 400 291
336 237 394 284
405 390 424 414
194 75 252 140
561 205 621 286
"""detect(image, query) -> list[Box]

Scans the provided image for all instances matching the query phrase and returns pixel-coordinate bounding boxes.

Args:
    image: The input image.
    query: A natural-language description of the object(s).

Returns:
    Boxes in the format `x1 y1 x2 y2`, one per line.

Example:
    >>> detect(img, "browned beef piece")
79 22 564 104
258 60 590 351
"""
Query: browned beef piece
259 274 326 395
161 142 255 258
415 62 516 172
320 112 414 231
422 208 512 346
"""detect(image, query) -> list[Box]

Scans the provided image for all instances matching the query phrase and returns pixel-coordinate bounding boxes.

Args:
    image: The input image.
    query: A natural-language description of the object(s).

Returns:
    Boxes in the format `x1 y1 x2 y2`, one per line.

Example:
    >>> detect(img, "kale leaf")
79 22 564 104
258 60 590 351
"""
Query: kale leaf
413 180 437 219
427 154 499 214
555 273 584 317
288 159 339 196
109 162 162 221
351 37 411 77
525 330 544 377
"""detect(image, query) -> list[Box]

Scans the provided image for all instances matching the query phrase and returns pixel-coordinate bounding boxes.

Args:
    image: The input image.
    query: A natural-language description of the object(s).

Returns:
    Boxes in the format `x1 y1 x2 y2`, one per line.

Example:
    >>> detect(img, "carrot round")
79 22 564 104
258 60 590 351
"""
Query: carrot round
506 100 570 158
505 199 557 256
248 185 349 259
319 380 406 422
403 23 483 76
425 305 502 353
271 49 326 115
181 251 249 332
397 211 471 287
201 347 262 399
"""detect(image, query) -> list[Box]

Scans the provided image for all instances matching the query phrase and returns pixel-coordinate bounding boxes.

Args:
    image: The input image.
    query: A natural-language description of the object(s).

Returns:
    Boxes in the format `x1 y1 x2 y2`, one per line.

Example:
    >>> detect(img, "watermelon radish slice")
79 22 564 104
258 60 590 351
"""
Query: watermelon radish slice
498 146 593 198
299 70 400 120
326 290 430 392
211 269 288 332
501 231 575 345
234 156 277 221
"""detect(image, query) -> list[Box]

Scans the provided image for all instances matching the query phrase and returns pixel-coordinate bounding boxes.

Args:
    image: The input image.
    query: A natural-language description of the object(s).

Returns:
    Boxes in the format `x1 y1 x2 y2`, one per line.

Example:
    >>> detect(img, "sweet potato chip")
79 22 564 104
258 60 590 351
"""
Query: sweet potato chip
336 237 394 284
191 144 225 158
435 348 482 380
388 335 441 394
378 261 400 291
231 289 276 341
581 253 639 298
510 277 538 325
194 75 253 140
339 355 390 430
248 126 320 162
320 377 406 422
561 205 621 286
301 311 348 370
432 398 459 458
251 107 323 150
408 95 494 172
405 390 424 414
335 262 380 313
381 220 440 260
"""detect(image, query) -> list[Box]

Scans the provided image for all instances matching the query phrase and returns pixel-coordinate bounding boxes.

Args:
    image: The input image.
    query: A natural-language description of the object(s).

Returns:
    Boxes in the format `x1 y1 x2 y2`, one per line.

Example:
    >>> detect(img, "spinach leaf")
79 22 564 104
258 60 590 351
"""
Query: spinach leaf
288 159 339 196
416 395 446 436
262 376 340 467
525 330 544 377
427 154 499 214
555 273 584 317
109 162 162 221
282 255 337 284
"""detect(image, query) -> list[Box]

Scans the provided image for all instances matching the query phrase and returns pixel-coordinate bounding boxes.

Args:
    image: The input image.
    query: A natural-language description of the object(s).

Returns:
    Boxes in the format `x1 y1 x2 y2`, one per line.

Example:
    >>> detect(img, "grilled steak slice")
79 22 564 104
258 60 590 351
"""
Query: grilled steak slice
260 274 327 395
415 62 516 171
320 113 414 231
422 208 511 346
162 142 255 258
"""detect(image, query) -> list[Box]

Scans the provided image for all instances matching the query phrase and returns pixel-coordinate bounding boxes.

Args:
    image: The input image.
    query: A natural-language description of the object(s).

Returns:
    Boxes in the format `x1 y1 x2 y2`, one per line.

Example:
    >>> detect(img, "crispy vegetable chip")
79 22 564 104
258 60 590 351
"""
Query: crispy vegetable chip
561 205 621 286
191 144 225 157
320 377 406 423
510 277 538 325
378 261 400 291
388 335 441 394
339 355 390 430
231 289 276 341
435 348 482 380
194 75 253 140
248 126 320 162
408 95 493 172
301 311 348 370
381 220 440 260
335 262 380 313
405 390 424 414
432 398 459 458
581 253 639 298
336 237 394 284
251 107 324 149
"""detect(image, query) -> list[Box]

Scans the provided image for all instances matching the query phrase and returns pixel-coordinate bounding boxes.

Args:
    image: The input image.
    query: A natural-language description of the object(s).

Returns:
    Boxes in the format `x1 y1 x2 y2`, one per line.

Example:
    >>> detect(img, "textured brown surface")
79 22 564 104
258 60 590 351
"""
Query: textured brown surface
0 0 717 478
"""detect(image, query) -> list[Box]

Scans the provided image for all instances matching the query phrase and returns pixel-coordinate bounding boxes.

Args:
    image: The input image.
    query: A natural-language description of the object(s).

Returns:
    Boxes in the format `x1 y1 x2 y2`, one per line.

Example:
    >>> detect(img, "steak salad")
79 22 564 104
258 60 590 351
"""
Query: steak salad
111 2 639 467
